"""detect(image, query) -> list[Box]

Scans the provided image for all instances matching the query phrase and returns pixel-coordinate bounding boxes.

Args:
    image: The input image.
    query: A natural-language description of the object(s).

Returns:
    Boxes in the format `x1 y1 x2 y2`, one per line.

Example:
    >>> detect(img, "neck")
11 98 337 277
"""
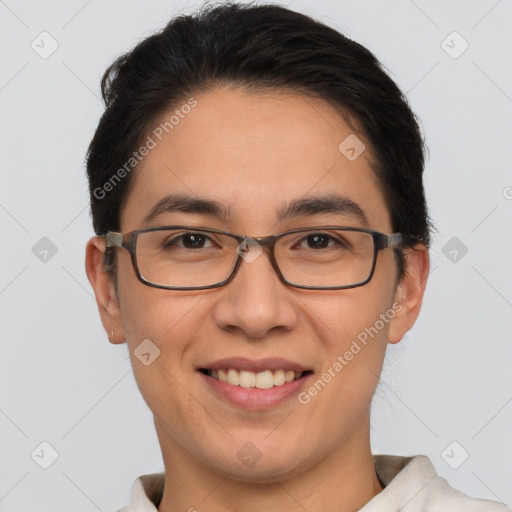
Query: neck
155 419 384 512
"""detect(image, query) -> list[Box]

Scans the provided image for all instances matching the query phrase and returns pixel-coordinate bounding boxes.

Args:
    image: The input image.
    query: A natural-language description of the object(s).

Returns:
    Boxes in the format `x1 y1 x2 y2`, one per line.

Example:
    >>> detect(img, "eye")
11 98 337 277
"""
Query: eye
294 232 348 250
164 232 216 249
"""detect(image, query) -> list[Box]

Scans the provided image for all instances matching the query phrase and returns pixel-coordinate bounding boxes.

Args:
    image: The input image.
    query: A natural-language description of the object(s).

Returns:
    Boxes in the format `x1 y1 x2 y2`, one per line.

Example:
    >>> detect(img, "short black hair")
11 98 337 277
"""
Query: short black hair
86 1 433 283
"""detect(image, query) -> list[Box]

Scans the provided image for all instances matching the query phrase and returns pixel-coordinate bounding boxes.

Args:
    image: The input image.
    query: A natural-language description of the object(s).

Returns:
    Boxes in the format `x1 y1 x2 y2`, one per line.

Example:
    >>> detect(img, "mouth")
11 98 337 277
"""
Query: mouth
197 357 314 410
199 368 312 389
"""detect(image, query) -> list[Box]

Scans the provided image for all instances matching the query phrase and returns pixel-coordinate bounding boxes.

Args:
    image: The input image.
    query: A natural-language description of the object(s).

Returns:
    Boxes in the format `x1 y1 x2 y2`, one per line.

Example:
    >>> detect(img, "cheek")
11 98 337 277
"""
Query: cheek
117 291 231 459
116 274 205 411
299 286 395 412
118 290 207 420
120 288 207 352
311 284 394 353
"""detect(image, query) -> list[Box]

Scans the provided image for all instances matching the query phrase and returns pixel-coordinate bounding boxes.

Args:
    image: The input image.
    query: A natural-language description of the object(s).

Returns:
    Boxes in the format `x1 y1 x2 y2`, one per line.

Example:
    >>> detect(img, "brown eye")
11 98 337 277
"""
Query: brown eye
294 233 349 250
163 232 215 249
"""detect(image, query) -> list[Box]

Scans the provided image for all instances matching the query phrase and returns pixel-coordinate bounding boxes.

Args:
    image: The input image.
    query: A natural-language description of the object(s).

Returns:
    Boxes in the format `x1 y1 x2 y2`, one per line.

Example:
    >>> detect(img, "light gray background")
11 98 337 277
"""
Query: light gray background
1 0 511 510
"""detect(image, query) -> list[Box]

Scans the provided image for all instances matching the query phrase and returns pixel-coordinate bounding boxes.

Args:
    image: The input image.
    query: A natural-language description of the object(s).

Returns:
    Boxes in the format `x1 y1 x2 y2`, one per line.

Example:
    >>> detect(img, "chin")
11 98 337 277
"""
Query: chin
201 441 313 484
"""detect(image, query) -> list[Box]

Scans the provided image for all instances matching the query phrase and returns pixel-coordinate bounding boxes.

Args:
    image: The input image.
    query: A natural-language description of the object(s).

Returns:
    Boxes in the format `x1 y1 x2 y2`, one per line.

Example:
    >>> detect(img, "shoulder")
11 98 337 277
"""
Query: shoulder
116 472 164 512
365 454 511 512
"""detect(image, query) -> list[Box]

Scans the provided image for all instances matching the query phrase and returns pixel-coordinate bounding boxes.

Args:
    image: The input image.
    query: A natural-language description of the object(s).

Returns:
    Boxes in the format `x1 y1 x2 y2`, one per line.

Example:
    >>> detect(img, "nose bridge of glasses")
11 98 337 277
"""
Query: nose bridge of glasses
234 234 275 261
235 233 281 264
230 234 284 289
248 234 276 249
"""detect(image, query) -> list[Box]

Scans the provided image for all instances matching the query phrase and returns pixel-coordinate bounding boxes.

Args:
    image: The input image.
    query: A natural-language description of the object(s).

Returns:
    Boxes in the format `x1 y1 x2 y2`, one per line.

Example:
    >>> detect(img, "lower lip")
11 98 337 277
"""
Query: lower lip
198 371 312 410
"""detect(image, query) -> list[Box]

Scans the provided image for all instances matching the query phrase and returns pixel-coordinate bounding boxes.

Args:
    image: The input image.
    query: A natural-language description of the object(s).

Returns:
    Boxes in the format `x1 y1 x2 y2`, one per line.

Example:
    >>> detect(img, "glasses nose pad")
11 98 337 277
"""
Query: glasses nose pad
235 237 264 264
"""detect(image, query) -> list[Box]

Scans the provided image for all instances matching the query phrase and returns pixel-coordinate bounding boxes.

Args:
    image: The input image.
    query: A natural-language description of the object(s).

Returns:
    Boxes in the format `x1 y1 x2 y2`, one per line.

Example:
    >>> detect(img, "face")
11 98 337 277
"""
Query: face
87 86 428 483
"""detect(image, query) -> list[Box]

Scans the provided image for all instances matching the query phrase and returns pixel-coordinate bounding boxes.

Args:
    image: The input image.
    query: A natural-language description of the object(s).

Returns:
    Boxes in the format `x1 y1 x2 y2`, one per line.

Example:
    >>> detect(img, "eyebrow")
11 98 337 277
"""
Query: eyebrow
276 194 368 225
143 194 233 224
142 193 368 226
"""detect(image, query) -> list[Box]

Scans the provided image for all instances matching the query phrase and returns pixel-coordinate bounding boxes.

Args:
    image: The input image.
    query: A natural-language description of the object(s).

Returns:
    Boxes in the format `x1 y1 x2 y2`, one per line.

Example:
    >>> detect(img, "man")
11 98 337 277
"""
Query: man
85 3 509 511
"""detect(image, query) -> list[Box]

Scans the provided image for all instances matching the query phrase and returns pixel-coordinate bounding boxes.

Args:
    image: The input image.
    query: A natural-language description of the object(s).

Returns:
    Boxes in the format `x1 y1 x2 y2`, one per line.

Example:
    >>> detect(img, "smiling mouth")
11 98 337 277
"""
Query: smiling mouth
200 368 312 389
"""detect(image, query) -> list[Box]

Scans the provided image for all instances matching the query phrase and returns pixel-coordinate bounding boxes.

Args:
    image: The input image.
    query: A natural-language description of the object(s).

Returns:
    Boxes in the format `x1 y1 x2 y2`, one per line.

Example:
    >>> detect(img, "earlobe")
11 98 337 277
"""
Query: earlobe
388 244 430 344
85 236 125 344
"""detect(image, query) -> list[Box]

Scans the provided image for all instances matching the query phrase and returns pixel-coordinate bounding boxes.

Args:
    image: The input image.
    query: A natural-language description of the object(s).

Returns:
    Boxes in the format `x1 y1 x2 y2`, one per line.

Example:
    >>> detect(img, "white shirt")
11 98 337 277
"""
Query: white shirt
117 454 511 511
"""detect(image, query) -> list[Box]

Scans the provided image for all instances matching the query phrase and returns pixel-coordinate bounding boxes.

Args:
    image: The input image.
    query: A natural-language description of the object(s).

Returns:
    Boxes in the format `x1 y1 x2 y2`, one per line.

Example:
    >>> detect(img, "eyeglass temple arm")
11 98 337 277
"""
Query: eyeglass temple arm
382 233 402 248
105 232 124 248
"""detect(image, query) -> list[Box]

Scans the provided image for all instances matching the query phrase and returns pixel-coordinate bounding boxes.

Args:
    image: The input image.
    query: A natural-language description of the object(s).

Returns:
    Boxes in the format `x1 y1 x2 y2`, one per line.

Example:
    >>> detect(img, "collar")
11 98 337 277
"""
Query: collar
118 454 509 511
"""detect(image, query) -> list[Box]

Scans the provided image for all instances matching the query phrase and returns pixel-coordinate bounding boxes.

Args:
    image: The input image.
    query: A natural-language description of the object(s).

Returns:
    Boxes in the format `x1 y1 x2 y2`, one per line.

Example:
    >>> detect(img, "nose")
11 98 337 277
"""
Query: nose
211 244 299 339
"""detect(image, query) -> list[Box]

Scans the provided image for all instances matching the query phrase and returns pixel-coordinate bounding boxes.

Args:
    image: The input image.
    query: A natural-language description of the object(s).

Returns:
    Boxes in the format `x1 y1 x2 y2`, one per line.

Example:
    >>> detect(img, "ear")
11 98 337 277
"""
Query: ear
388 244 430 344
85 236 125 344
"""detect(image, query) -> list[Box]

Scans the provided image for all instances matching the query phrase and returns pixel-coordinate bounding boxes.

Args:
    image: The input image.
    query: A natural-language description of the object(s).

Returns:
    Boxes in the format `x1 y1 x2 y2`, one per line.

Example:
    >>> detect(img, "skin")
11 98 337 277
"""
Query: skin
86 86 429 512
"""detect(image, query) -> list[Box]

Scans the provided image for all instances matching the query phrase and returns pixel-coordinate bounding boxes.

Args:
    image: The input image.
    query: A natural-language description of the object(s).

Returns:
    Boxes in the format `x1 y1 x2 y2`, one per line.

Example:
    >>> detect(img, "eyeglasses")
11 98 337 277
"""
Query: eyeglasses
104 225 402 291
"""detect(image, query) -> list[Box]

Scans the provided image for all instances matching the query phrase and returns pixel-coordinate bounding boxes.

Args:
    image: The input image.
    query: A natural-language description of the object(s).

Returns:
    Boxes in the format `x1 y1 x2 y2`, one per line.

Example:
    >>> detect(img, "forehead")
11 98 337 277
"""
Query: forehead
120 86 391 233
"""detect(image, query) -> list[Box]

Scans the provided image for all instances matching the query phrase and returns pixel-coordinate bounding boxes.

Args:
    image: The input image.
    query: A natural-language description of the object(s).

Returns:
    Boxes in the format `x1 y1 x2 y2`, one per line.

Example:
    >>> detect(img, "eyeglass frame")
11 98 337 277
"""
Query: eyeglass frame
104 225 403 291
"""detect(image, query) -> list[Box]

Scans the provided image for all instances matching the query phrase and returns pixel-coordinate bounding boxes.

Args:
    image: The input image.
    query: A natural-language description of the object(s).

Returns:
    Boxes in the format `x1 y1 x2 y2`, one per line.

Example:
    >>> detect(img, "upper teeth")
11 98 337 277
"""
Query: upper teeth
209 369 303 389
